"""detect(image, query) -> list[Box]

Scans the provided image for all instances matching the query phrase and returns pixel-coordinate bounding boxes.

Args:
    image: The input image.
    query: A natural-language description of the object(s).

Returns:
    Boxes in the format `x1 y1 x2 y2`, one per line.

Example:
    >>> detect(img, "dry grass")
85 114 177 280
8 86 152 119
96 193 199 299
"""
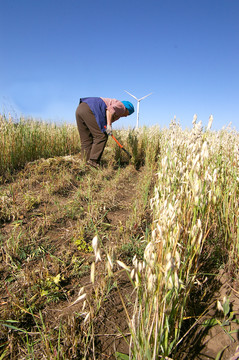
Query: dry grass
0 115 238 359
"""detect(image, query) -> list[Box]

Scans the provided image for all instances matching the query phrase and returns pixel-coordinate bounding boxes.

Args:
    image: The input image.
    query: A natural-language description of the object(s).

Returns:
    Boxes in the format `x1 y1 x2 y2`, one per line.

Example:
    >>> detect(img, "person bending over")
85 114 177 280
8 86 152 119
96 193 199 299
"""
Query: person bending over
75 97 134 168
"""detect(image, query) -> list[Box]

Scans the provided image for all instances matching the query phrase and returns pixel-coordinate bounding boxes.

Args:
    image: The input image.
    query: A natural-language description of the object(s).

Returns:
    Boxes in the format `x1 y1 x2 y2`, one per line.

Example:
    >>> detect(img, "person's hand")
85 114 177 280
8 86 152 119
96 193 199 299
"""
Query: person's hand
106 124 112 135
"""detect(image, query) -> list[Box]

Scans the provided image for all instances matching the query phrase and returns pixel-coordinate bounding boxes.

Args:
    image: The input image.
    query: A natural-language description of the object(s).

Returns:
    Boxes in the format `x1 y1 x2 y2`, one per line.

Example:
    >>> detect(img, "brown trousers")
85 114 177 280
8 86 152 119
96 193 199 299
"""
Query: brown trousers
75 102 108 163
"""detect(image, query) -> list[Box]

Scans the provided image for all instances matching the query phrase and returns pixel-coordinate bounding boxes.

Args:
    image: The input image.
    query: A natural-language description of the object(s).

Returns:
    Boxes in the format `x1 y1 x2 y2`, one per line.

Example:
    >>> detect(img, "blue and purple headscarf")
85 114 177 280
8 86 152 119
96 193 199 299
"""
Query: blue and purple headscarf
121 101 134 115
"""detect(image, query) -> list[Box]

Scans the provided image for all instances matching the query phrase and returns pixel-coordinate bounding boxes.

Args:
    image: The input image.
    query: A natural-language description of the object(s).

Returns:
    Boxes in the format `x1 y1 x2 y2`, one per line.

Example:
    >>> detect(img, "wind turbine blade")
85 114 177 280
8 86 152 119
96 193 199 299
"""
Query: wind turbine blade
124 90 138 100
138 92 153 101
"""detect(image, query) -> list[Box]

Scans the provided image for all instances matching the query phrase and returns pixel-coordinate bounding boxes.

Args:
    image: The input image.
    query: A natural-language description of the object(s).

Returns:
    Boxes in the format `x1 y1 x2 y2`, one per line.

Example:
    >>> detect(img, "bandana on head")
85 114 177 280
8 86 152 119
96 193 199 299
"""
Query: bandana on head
121 101 135 115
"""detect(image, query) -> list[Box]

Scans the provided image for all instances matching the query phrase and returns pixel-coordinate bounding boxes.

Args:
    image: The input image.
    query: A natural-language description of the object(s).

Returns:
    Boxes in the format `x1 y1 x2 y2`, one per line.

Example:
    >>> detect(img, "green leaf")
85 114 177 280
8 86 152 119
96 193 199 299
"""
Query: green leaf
115 352 129 360
0 348 9 360
223 298 230 316
3 319 19 323
1 323 28 334
52 273 61 285
202 318 218 327
221 319 230 326
215 345 228 360
40 289 49 296
228 311 234 321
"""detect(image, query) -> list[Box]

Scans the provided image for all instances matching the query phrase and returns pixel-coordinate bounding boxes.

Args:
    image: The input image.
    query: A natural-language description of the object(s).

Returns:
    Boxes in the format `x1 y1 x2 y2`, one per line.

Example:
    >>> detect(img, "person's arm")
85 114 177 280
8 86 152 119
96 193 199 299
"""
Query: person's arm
106 110 114 135
106 109 114 126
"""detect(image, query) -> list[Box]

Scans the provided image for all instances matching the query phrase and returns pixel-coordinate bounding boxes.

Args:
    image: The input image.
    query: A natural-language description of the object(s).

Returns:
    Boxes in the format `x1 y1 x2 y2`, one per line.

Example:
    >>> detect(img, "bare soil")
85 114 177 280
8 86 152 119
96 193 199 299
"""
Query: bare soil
1 155 239 359
178 270 239 360
0 156 144 359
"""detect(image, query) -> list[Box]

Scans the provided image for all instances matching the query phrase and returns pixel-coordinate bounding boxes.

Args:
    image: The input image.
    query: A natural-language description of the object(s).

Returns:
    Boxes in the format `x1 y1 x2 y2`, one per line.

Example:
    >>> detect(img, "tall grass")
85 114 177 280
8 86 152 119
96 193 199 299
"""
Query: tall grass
0 114 80 179
1 112 238 358
126 118 239 359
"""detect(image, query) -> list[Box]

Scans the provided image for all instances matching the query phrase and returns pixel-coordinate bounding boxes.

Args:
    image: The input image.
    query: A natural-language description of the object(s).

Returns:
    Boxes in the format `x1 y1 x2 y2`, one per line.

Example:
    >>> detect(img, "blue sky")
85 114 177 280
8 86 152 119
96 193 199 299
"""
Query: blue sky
0 0 238 130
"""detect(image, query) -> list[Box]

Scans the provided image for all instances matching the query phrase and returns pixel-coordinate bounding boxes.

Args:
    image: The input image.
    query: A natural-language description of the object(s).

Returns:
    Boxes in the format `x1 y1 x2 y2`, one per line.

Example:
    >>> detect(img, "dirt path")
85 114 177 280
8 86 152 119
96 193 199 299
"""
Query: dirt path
2 155 237 359
0 156 150 359
62 164 144 359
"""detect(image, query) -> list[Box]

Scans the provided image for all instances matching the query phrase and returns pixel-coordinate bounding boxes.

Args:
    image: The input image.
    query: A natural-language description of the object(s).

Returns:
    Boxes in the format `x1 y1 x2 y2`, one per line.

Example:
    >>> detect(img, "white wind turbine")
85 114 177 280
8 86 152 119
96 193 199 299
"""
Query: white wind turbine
124 90 152 128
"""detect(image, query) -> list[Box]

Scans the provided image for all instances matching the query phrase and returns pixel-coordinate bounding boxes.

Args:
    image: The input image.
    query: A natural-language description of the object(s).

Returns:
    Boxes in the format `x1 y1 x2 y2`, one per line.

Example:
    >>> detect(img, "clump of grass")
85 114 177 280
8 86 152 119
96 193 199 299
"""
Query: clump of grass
124 117 239 359
0 114 80 180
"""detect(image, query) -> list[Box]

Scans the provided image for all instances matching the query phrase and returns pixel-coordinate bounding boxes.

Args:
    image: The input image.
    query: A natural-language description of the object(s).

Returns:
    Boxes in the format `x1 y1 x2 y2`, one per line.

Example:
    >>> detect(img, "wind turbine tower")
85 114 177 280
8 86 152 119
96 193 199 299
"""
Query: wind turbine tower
124 90 152 128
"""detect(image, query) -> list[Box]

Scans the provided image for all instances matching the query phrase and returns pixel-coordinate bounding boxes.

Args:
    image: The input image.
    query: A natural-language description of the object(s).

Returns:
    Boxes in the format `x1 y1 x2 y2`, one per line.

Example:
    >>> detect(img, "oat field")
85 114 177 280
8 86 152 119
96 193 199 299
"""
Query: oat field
0 114 239 360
